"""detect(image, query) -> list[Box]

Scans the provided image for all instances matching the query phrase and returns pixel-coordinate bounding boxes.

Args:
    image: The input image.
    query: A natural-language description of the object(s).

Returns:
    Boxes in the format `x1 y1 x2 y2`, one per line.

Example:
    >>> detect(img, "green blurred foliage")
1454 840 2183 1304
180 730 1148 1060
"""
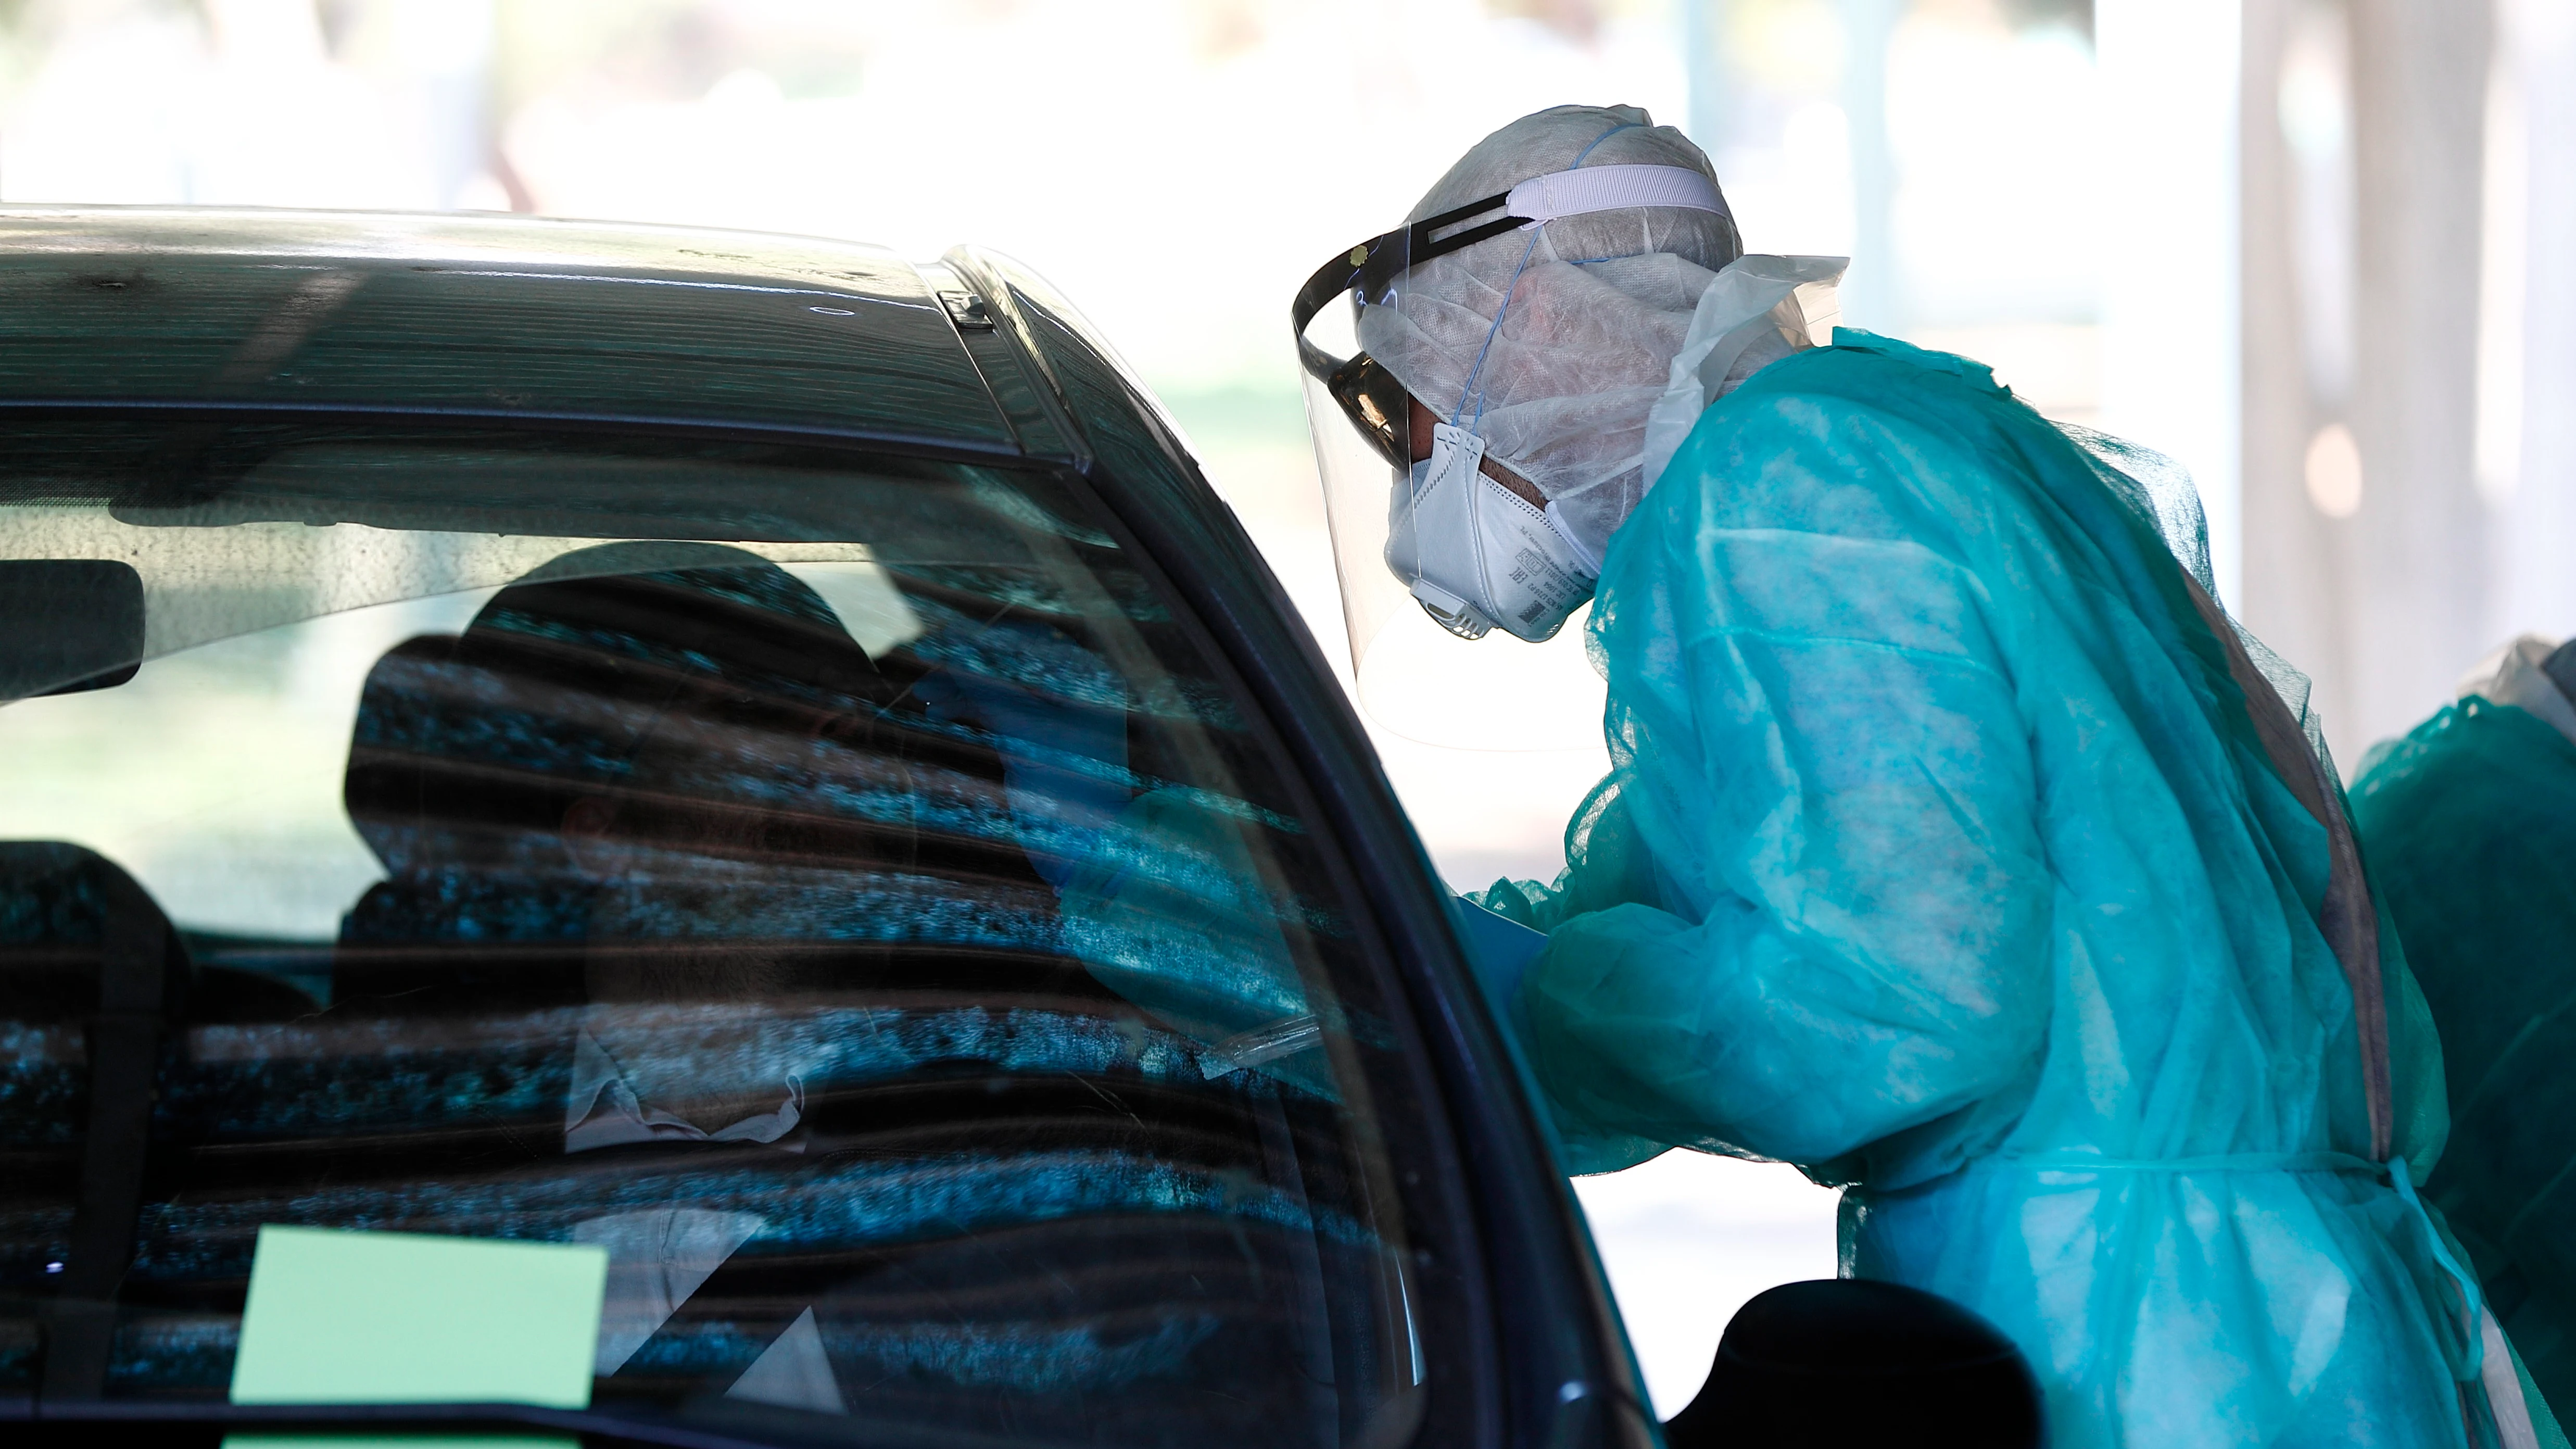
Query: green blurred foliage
2000 0 2091 38
1158 383 1311 456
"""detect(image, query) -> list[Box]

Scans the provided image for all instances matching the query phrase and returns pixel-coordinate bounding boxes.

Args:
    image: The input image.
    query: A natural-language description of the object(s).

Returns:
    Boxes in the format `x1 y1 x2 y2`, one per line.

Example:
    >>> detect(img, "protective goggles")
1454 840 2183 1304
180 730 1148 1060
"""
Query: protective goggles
1291 162 1732 465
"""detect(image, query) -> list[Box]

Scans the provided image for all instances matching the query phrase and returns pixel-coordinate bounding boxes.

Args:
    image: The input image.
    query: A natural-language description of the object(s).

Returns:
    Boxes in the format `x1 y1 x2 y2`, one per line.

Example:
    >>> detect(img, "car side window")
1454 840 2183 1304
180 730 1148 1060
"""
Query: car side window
0 427 1431 1449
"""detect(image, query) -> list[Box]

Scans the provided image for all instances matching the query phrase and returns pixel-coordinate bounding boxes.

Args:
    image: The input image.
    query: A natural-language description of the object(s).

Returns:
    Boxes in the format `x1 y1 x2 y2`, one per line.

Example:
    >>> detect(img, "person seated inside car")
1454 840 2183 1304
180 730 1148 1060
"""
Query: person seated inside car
334 541 1063 1407
330 540 1346 1423
334 540 1000 1012
555 665 854 1414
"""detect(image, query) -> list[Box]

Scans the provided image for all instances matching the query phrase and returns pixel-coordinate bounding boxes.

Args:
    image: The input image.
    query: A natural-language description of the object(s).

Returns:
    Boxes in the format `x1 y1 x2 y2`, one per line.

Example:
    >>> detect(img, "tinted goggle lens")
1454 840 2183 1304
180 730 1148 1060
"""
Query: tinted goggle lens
1328 353 1408 469
1294 196 1530 474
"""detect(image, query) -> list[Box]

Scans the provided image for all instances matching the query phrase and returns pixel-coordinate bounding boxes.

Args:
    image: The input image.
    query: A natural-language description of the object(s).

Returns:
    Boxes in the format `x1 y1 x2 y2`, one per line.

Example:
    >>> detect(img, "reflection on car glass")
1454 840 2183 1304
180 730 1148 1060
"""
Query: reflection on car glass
0 426 1412 1448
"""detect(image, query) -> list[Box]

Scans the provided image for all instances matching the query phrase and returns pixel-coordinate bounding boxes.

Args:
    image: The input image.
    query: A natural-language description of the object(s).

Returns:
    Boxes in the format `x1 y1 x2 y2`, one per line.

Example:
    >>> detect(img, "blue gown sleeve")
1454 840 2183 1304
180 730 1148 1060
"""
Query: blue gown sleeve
1469 773 1656 935
1519 390 2055 1183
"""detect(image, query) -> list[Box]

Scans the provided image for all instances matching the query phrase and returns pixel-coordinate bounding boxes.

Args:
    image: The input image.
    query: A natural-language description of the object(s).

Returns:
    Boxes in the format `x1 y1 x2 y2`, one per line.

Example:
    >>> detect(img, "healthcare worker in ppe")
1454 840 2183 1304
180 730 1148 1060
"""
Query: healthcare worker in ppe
1292 104 2561 1447
2352 637 2576 1419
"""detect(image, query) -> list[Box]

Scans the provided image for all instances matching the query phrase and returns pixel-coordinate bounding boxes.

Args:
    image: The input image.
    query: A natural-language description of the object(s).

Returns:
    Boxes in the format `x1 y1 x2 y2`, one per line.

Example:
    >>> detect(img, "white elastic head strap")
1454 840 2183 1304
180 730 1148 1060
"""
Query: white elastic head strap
1506 163 1728 230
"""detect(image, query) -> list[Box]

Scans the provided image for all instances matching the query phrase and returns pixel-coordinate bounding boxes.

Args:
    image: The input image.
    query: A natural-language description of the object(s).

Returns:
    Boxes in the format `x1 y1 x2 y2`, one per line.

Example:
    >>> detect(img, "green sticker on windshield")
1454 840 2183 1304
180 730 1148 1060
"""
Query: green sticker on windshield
230 1226 609 1409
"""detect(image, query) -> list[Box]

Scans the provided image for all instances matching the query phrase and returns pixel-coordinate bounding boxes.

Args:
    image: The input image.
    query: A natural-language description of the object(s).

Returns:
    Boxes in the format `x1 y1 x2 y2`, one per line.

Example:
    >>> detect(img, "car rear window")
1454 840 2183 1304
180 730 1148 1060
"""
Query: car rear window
0 420 1435 1448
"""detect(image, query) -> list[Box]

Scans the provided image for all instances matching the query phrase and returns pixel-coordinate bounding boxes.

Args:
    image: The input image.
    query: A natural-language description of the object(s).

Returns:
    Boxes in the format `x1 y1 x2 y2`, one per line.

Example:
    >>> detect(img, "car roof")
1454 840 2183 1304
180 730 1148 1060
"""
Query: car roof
0 207 1027 456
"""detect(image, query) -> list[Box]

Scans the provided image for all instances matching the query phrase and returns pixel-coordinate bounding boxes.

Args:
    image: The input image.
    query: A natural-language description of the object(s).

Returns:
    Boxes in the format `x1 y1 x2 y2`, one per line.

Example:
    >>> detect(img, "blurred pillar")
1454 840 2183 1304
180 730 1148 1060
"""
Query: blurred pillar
2098 0 2245 603
1680 0 1896 329
1837 0 1902 333
2238 0 2353 746
2497 0 2576 641
2343 0 2492 746
1682 0 1735 155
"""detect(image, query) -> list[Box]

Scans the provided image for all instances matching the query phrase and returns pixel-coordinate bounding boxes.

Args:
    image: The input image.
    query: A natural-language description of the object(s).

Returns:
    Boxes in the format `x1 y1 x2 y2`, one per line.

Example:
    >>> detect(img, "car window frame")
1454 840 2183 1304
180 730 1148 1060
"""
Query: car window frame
948 247 1657 1449
0 401 1583 1449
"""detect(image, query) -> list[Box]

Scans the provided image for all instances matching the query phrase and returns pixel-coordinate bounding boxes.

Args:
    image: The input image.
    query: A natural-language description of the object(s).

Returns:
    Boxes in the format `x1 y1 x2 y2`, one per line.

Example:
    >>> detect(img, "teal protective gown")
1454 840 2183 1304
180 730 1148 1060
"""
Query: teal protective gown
2354 694 2576 1419
1475 333 2558 1446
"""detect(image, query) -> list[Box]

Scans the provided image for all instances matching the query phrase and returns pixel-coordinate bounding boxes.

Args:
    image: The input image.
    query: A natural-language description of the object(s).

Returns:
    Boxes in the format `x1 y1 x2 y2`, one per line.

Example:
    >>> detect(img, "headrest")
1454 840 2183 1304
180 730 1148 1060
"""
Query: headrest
0 841 182 1022
345 546 889 876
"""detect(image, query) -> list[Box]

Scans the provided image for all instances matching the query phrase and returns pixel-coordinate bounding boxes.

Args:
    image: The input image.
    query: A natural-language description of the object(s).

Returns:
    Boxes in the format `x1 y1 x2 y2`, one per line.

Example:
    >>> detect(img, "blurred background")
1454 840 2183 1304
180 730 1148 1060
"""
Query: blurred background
0 0 2563 1417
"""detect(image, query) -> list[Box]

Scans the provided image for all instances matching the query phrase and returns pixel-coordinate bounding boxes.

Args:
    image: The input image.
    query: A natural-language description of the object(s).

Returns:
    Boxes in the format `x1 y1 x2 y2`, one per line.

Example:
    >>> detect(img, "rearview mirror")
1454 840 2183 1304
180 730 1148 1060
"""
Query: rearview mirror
1662 1278 2042 1448
0 560 146 699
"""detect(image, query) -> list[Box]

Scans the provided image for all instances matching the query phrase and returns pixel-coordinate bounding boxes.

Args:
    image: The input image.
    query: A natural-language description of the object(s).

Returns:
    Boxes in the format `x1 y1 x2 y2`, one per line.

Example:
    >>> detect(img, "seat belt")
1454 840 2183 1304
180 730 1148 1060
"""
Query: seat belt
41 864 173 1401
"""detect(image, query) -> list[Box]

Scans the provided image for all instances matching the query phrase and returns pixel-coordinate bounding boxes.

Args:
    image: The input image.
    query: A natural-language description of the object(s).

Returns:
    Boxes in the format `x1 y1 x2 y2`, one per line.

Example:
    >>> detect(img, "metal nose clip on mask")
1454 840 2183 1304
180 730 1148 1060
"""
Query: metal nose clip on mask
1384 420 1601 642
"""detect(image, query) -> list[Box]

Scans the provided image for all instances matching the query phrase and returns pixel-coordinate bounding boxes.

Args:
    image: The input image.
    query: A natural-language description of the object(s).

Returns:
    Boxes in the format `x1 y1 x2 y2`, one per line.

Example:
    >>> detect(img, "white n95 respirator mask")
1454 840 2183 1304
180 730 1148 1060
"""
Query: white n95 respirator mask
1382 420 1600 642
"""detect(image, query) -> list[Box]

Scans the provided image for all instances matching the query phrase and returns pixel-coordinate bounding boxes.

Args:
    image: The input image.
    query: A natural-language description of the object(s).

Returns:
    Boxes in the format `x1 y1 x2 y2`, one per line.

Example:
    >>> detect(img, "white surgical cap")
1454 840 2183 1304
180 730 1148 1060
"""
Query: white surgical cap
2456 634 2576 747
1356 104 1744 555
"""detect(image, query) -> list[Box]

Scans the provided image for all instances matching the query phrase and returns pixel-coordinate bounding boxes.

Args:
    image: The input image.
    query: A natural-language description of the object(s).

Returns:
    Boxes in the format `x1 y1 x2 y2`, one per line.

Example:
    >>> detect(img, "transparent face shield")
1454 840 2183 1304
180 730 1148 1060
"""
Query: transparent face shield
1291 187 1632 751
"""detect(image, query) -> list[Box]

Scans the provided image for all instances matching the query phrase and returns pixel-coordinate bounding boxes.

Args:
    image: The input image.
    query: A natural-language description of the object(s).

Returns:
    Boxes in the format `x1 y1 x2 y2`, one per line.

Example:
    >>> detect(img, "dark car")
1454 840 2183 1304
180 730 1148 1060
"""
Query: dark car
0 209 2036 1449
0 207 1659 1449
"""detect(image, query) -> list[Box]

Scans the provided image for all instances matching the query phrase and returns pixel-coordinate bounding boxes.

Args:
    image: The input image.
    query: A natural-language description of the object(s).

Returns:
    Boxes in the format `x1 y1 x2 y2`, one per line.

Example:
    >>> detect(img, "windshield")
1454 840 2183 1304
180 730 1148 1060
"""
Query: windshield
0 419 1431 1448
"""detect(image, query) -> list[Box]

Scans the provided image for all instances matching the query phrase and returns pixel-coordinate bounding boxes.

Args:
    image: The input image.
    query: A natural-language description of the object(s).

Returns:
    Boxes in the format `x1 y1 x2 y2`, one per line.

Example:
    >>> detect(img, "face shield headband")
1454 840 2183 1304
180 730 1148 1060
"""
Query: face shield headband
1288 154 1737 745
1290 162 1733 467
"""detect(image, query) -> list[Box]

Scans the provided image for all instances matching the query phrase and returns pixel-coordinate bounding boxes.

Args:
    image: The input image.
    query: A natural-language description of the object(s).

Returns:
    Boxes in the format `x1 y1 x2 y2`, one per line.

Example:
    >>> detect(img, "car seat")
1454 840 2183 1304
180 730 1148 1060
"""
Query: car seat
0 840 303 1402
336 546 912 1011
300 546 1343 1423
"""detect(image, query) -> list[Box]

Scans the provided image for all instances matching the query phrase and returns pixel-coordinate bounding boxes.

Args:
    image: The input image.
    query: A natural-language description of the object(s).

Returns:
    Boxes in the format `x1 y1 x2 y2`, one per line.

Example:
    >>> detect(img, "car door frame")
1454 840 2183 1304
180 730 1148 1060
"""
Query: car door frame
938 248 1659 1449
